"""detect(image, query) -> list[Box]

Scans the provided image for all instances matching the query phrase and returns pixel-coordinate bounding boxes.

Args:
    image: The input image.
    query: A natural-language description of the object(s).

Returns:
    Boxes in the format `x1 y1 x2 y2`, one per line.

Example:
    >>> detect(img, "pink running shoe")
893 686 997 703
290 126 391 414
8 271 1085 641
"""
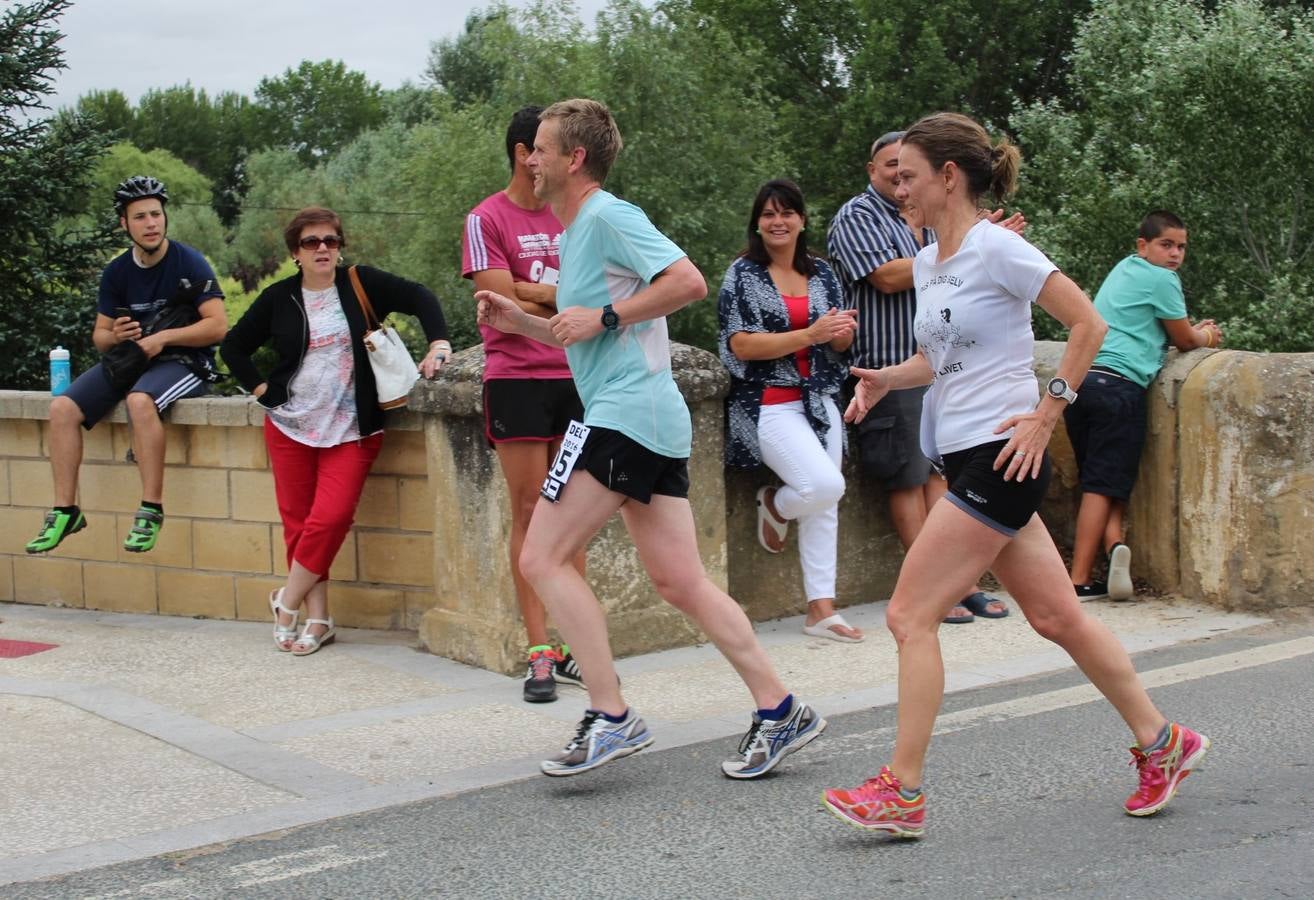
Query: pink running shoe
1124 722 1210 816
822 765 926 838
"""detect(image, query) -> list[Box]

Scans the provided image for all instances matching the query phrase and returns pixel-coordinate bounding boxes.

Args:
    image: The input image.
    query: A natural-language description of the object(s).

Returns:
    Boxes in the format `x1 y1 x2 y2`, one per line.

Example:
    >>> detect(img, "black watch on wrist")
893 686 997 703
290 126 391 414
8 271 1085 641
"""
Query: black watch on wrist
1046 376 1078 404
600 303 620 331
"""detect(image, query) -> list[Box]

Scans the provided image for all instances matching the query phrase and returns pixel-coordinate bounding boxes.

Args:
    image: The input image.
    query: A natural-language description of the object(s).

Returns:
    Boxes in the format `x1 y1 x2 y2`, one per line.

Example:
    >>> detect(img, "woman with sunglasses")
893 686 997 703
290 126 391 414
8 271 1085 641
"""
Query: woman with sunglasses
718 179 861 642
222 206 450 655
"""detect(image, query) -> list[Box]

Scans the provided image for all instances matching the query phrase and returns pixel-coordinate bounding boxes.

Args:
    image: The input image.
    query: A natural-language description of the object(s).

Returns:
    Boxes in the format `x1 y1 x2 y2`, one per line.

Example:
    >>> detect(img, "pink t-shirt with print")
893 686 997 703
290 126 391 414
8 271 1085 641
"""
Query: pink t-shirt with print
462 191 573 380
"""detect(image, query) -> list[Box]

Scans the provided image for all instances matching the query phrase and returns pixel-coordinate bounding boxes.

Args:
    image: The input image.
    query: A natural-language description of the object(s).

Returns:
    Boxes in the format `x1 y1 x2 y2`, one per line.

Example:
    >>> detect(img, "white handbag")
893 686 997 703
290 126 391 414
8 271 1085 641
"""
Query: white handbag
349 266 419 409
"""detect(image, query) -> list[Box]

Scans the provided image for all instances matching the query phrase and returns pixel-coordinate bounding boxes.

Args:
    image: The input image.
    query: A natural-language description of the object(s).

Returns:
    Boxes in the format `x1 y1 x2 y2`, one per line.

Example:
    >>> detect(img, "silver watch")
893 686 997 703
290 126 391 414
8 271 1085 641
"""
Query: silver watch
1046 376 1078 404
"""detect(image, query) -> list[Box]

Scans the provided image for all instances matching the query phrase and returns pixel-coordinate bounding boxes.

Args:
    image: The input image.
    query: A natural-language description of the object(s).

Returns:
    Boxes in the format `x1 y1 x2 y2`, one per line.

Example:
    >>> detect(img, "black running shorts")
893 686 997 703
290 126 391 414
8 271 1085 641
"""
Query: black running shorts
574 426 690 504
941 439 1051 537
483 378 583 445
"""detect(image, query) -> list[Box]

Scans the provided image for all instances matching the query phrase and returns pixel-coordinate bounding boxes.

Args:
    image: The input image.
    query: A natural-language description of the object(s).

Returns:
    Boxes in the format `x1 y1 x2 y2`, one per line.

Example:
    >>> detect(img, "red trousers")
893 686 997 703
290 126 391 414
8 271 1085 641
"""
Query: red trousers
264 419 383 578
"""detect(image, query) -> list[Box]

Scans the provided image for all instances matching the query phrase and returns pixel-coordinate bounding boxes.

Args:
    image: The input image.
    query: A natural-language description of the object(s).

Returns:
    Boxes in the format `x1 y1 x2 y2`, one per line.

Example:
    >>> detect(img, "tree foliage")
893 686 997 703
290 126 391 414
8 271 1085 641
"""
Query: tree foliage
254 60 386 164
0 0 118 389
1013 0 1314 349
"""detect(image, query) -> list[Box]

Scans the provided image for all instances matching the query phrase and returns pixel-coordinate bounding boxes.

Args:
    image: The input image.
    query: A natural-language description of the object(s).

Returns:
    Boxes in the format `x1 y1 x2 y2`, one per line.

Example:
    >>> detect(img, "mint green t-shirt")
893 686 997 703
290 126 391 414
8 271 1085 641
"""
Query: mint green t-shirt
1091 255 1188 388
558 190 691 457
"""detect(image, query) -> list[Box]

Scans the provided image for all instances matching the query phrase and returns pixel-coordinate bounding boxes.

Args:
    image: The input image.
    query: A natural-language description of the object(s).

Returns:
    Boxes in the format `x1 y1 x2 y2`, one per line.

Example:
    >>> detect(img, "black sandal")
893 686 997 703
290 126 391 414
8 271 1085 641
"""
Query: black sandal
962 591 1009 619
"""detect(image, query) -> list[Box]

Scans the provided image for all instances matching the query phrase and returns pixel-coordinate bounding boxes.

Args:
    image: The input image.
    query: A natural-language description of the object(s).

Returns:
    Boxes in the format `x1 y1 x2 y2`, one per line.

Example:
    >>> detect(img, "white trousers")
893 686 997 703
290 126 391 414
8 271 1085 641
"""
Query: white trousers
757 398 845 600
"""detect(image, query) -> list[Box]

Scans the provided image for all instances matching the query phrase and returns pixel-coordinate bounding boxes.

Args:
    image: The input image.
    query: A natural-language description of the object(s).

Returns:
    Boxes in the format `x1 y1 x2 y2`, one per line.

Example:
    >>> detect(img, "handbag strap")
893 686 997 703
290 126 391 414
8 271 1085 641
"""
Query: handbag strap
348 265 381 331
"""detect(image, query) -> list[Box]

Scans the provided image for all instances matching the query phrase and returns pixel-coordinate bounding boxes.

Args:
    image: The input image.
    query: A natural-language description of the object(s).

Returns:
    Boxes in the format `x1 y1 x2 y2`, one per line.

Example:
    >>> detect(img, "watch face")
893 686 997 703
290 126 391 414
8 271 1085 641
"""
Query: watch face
1048 378 1068 398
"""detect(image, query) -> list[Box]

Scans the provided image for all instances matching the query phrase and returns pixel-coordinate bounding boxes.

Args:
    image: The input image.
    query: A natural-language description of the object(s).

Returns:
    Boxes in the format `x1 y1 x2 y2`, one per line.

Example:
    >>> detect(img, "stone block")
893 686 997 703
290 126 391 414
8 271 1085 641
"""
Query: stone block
357 531 433 586
235 576 285 622
115 514 193 568
12 555 83 607
0 419 42 458
157 569 236 619
108 423 187 464
64 421 116 461
166 398 209 425
8 459 53 508
0 506 37 547
354 476 400 528
193 520 272 574
373 429 427 476
78 463 140 513
162 467 229 518
0 393 25 418
21 393 53 420
188 425 269 470
0 556 12 601
1178 350 1314 610
83 562 158 614
271 530 356 582
330 584 405 630
42 509 121 563
397 477 433 532
404 589 440 629
230 469 280 523
0 460 8 506
206 399 255 427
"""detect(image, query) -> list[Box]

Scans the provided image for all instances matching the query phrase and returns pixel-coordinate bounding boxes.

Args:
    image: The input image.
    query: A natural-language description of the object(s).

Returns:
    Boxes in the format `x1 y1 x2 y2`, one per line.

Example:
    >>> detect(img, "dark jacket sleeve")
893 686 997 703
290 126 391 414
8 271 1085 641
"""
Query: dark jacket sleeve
358 265 448 343
220 286 276 392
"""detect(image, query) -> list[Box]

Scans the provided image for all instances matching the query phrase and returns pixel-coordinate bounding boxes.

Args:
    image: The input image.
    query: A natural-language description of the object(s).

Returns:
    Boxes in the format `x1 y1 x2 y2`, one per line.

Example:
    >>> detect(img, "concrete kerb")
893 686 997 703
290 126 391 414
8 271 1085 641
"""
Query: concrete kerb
0 596 1270 886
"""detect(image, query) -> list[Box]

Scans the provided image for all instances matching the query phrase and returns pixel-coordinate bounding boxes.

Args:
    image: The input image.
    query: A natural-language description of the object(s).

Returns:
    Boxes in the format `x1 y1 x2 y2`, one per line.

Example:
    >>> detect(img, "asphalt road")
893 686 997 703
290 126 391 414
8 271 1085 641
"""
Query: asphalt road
9 620 1313 899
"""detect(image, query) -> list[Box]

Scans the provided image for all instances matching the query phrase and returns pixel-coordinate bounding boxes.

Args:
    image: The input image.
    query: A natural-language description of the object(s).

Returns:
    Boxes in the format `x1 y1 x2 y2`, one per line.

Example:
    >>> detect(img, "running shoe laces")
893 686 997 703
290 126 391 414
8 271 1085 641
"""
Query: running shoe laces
528 651 555 681
566 711 603 751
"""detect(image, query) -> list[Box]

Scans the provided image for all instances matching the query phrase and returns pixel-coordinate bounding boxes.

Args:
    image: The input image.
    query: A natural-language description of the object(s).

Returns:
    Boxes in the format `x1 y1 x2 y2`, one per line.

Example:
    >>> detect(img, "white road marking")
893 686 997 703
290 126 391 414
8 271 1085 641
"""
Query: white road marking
83 877 193 898
227 844 390 887
827 635 1314 752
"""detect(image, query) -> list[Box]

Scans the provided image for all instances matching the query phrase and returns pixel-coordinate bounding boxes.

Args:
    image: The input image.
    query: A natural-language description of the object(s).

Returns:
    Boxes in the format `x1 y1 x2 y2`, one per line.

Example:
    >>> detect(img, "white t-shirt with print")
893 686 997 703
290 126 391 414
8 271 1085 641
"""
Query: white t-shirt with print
268 284 362 448
912 219 1057 461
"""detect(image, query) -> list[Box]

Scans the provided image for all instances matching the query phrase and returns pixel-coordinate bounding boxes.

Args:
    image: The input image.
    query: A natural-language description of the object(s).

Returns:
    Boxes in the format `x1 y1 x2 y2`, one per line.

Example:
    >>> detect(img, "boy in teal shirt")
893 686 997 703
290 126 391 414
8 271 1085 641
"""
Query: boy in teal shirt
1064 211 1221 599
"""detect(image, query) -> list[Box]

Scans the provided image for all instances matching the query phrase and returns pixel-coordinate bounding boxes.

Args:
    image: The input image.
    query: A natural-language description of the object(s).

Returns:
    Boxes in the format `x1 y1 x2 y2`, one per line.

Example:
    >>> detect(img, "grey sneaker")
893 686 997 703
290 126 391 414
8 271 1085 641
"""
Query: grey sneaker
722 700 826 779
540 709 654 777
1107 543 1133 600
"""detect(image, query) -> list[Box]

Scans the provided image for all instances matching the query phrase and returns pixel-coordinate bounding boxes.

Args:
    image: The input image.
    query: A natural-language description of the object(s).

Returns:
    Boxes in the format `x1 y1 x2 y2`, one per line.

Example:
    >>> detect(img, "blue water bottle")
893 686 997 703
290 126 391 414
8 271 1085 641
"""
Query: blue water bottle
49 346 71 396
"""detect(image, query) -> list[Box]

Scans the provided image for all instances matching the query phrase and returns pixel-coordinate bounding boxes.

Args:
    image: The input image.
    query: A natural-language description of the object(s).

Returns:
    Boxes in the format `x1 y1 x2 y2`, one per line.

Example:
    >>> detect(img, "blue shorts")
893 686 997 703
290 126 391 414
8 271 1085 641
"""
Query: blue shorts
63 358 209 429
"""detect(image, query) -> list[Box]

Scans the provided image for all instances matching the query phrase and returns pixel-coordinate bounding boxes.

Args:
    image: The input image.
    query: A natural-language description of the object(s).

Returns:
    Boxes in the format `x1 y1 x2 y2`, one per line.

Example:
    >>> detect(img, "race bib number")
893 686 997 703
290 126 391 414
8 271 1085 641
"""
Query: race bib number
541 420 590 502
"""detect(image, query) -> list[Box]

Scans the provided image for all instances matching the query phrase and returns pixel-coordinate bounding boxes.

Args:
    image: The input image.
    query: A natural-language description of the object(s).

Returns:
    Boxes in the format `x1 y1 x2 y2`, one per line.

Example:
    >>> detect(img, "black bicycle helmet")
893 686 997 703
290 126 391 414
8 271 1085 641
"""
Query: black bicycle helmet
113 175 169 216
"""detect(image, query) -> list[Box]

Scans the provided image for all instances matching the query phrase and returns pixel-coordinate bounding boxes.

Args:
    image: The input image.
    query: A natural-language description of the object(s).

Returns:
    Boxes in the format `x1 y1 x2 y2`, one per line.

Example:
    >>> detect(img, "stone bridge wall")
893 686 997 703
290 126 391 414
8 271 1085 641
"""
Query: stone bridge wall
2 341 1311 673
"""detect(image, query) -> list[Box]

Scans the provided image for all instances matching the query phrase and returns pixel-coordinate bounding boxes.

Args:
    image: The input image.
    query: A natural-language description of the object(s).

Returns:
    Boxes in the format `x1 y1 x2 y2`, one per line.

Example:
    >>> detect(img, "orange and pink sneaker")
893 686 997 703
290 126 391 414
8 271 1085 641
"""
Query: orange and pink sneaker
822 765 926 838
1124 722 1210 816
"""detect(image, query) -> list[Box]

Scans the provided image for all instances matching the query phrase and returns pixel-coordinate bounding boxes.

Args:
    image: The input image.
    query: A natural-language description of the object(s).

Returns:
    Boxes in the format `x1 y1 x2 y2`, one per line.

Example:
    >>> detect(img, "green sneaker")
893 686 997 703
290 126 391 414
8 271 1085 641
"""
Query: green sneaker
123 506 164 553
25 508 87 554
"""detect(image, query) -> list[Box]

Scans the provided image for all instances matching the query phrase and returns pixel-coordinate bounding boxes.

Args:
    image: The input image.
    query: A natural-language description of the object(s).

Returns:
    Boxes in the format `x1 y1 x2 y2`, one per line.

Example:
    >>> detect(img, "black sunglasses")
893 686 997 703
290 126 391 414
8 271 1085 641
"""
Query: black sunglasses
299 234 343 250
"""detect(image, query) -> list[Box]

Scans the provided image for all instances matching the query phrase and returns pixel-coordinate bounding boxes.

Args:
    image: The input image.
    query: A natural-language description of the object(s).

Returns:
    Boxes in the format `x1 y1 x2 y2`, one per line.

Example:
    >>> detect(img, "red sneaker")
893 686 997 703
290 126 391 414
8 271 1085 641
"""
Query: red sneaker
1124 723 1210 816
822 765 926 837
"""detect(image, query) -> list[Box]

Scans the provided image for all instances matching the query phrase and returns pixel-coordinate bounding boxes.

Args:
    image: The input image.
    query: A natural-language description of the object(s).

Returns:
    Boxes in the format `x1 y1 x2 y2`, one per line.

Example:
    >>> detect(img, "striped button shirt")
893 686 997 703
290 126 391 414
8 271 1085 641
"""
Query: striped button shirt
826 185 931 369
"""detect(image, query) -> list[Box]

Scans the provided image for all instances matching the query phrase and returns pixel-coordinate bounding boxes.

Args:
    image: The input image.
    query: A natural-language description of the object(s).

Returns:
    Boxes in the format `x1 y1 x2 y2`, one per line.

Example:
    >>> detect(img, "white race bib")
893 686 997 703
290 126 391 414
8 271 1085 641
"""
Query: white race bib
541 420 591 502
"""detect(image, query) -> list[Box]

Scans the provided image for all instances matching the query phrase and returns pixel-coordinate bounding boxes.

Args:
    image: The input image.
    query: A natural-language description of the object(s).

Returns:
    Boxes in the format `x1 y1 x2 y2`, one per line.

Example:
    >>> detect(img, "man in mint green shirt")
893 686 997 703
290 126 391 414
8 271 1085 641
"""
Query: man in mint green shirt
476 98 825 781
1064 210 1222 600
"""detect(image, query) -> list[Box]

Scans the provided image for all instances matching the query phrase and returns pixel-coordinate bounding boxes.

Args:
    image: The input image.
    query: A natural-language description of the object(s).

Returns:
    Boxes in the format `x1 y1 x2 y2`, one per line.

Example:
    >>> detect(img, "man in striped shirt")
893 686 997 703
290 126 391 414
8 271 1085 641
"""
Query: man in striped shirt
827 132 1010 623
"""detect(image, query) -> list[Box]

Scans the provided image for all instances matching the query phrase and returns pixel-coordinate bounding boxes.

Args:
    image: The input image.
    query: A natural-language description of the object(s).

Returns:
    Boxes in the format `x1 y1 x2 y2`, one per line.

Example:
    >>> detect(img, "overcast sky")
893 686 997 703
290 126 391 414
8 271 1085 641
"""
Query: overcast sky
44 0 612 112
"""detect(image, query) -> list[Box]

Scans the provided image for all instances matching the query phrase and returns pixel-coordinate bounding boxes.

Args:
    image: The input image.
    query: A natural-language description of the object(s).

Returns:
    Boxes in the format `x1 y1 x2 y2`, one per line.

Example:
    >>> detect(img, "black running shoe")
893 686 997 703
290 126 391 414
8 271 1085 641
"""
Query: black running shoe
554 646 584 687
523 647 558 703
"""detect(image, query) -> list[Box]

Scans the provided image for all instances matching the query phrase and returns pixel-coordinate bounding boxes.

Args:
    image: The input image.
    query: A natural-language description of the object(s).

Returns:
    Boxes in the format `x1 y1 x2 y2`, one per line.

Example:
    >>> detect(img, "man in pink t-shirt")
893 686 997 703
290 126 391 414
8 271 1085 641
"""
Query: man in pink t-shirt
462 106 585 704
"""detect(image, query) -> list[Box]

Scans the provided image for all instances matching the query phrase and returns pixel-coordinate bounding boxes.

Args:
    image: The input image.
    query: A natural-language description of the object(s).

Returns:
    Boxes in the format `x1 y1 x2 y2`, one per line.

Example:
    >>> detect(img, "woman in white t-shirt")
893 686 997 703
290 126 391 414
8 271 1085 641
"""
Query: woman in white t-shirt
821 113 1209 837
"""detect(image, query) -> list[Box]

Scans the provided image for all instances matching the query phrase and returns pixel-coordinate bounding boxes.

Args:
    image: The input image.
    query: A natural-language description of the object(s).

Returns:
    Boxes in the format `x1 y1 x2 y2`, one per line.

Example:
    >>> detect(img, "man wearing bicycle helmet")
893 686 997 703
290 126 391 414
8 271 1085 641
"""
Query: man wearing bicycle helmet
25 175 227 555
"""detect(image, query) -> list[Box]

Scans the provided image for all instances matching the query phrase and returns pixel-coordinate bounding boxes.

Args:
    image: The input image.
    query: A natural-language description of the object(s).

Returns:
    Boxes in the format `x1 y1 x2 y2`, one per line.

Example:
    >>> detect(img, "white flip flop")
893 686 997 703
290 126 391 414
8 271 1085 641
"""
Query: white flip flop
756 486 788 553
802 613 864 643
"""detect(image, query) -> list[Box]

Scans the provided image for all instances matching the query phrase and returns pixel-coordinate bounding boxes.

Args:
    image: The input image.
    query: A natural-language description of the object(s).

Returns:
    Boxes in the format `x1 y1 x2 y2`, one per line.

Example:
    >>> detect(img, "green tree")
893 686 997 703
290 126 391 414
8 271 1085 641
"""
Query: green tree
254 60 386 163
73 88 134 137
0 0 118 389
1013 0 1314 349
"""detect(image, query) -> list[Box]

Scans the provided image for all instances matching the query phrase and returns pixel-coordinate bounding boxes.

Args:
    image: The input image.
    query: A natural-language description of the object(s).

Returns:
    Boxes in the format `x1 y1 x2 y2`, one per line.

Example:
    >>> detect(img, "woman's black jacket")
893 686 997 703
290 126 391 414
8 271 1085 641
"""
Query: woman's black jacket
220 265 448 436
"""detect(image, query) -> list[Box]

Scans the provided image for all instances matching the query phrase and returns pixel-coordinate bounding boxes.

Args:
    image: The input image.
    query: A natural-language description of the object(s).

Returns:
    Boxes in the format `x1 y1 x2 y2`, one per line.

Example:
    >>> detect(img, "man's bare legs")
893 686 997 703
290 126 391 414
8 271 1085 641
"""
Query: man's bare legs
48 396 85 506
125 392 165 504
519 471 789 716
495 439 586 648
